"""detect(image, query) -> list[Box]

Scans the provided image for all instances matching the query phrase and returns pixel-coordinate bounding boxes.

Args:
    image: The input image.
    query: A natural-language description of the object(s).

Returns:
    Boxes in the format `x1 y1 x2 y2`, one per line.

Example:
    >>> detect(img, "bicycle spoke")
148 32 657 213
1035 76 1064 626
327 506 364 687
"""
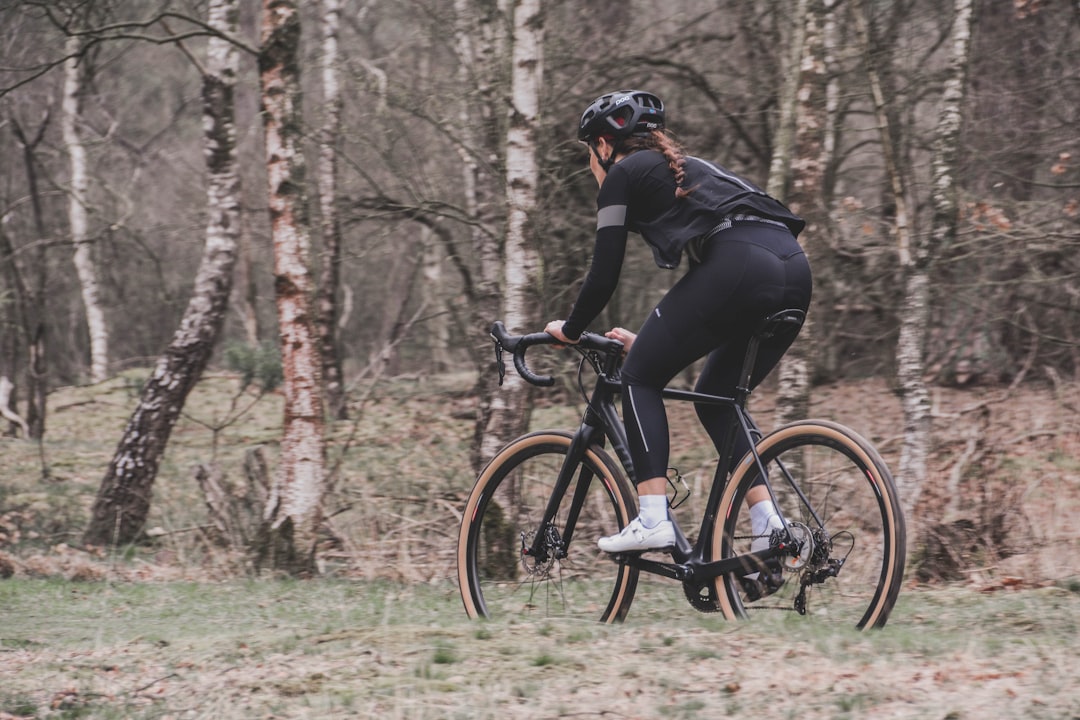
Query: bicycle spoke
459 432 638 623
715 421 905 629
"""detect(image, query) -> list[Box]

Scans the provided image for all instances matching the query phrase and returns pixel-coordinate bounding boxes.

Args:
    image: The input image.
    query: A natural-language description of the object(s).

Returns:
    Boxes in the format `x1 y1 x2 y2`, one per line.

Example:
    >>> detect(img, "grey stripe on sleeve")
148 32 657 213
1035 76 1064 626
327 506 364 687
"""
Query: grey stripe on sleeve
596 205 628 230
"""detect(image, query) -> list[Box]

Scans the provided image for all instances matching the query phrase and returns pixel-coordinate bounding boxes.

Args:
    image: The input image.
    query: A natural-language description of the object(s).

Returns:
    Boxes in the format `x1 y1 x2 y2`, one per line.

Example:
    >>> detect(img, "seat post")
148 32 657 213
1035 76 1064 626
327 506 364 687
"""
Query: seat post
734 309 807 407
734 336 761 407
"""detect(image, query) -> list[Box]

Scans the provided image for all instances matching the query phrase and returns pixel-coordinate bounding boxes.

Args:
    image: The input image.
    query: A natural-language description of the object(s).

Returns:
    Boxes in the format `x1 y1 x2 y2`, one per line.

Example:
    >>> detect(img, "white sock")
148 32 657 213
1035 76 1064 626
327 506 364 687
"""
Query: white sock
637 494 669 529
749 499 781 536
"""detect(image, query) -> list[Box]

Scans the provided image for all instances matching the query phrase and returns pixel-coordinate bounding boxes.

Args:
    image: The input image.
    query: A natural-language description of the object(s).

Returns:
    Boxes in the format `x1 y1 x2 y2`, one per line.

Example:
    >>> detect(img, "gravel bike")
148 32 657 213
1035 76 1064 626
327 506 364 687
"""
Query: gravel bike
457 310 906 629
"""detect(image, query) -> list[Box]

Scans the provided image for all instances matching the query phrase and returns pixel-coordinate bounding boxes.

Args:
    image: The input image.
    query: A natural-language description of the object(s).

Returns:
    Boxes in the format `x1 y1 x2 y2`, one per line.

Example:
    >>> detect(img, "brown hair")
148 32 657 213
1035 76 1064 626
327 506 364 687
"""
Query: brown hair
620 130 693 199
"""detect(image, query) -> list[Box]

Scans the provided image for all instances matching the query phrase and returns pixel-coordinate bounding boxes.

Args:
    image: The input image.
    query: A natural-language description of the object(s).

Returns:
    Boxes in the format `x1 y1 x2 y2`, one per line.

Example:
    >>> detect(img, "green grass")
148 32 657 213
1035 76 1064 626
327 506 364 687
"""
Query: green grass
1 578 1078 719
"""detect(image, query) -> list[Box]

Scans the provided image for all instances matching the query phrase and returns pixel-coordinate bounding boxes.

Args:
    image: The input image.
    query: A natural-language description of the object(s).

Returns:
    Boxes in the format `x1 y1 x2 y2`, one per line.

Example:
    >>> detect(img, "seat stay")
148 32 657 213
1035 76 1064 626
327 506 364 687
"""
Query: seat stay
771 454 827 529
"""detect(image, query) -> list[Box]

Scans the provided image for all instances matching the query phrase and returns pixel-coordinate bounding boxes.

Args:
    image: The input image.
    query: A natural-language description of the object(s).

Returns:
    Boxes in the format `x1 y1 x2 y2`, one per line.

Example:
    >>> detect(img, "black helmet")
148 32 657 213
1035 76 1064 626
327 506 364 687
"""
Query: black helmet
578 90 665 143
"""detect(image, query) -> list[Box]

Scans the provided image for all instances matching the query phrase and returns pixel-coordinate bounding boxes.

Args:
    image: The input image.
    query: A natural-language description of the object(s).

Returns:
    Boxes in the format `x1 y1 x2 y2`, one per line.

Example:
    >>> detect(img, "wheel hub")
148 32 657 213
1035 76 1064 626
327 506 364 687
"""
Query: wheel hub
519 527 560 576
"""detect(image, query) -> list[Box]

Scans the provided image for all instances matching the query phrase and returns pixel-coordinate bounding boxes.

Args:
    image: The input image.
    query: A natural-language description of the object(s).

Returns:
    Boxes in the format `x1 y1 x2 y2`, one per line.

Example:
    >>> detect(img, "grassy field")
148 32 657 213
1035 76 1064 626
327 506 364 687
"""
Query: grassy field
1 370 1079 718
1 576 1078 719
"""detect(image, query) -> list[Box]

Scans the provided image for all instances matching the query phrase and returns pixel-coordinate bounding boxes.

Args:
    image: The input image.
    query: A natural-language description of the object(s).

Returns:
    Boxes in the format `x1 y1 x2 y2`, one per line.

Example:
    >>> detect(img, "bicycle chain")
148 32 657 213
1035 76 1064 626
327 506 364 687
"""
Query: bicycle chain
683 531 780 614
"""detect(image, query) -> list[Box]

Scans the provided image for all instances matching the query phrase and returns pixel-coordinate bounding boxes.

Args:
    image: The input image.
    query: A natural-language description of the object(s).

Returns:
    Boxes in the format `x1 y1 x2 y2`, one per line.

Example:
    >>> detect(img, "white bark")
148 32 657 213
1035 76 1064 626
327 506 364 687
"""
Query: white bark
453 0 481 230
0 377 30 438
766 0 809 199
822 0 841 177
83 0 244 547
897 0 974 517
478 0 543 462
315 0 347 418
454 0 525 471
503 0 542 332
771 0 816 427
260 0 327 572
62 35 108 383
453 0 502 303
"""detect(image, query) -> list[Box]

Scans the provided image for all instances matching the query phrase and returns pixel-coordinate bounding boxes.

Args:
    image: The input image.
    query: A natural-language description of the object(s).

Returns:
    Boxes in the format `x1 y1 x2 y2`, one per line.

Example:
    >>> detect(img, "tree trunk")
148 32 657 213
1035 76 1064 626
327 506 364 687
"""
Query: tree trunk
898 0 974 518
82 0 243 547
454 0 514 473
0 227 35 439
766 0 808 201
10 117 50 441
259 0 327 575
776 0 831 427
234 206 262 346
315 0 348 420
62 35 109 384
476 0 544 461
854 0 920 512
853 0 915 266
765 0 809 427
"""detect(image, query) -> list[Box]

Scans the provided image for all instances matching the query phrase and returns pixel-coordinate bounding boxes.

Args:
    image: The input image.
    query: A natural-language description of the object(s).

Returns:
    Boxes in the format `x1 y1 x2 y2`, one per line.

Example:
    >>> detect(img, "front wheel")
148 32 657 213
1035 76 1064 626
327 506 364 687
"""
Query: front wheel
457 431 639 623
712 420 906 629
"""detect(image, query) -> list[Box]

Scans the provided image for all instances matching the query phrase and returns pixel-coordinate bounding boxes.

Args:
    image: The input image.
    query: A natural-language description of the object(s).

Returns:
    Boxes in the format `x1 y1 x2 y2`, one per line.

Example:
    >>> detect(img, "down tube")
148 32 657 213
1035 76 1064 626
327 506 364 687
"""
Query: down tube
597 401 636 486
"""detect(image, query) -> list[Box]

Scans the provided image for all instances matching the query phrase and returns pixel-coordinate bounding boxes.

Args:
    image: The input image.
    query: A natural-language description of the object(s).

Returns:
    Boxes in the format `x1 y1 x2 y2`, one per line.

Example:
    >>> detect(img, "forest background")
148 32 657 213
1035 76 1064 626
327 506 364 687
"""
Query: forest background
0 0 1078 591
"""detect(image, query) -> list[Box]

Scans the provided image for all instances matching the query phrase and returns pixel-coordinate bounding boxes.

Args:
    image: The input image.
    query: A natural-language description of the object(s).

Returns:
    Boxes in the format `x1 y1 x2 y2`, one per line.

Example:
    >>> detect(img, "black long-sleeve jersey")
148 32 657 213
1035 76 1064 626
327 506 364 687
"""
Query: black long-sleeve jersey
561 149 805 340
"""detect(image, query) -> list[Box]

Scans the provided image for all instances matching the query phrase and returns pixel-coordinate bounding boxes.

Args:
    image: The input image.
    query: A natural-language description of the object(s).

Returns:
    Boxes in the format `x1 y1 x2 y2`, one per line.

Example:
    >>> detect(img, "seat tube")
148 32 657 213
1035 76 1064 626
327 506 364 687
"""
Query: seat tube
698 404 761 548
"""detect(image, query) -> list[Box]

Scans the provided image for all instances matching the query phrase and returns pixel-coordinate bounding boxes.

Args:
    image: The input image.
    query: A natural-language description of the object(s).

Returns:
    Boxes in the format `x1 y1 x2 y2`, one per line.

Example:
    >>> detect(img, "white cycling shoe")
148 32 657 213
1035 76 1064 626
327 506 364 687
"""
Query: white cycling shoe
598 517 676 553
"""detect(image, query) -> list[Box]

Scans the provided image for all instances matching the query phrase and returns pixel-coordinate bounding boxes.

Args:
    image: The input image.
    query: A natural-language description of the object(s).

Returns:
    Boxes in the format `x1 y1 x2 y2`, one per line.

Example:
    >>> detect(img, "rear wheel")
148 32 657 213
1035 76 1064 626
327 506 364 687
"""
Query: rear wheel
712 420 906 629
458 431 639 623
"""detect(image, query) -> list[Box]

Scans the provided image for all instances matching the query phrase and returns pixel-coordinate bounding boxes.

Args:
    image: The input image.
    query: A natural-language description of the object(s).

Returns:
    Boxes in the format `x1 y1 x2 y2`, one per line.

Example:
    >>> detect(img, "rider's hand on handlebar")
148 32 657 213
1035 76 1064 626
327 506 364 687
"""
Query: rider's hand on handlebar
544 320 578 348
604 327 636 354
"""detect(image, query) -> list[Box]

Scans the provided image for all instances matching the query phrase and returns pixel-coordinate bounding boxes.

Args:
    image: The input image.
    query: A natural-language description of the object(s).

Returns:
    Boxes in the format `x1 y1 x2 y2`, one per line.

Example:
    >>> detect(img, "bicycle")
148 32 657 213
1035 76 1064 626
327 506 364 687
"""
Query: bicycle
457 310 906 629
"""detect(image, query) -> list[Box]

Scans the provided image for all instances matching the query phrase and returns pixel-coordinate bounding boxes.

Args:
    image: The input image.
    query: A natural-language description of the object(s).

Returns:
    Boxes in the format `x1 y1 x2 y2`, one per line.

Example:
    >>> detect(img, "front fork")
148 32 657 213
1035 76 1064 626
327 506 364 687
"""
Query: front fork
523 412 609 562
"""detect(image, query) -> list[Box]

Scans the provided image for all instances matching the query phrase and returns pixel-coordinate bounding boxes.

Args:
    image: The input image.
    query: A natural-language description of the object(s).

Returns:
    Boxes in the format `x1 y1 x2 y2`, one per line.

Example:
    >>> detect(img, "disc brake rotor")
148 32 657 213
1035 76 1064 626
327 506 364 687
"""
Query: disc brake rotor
780 522 815 570
519 529 558 576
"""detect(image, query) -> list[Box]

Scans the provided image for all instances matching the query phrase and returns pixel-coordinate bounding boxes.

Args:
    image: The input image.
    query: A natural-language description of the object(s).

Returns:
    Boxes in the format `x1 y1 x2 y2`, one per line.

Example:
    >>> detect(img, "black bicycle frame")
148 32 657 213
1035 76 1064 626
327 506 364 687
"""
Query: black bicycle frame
526 373 788 585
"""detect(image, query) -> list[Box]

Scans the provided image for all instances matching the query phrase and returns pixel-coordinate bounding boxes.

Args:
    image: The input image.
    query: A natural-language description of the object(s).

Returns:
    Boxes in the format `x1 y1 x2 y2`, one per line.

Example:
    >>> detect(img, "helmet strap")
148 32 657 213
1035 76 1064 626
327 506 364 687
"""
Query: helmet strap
589 140 617 172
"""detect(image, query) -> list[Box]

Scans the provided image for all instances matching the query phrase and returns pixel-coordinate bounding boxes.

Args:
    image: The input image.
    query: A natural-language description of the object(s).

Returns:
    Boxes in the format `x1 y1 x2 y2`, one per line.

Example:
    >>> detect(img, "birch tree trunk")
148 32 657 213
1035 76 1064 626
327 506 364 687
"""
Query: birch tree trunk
766 0 809 201
259 0 327 575
896 0 974 518
764 0 813 429
854 1 917 511
83 0 242 547
314 0 348 420
775 0 831 428
476 0 544 462
453 0 517 472
62 35 109 384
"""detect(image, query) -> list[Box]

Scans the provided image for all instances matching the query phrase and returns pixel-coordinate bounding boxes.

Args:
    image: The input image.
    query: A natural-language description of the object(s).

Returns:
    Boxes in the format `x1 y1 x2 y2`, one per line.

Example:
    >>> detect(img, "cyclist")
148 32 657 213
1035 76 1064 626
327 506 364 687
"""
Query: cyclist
545 89 813 554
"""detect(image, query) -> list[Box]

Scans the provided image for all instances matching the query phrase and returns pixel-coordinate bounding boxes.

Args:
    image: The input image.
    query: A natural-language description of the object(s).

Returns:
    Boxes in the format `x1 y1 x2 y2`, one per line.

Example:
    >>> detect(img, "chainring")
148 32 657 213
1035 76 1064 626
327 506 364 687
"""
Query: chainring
683 580 722 613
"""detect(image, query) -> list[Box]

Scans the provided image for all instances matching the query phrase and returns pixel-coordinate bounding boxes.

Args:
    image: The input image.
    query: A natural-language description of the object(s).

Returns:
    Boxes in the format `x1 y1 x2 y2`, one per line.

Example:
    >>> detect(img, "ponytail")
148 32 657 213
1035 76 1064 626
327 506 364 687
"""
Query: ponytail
620 130 693 199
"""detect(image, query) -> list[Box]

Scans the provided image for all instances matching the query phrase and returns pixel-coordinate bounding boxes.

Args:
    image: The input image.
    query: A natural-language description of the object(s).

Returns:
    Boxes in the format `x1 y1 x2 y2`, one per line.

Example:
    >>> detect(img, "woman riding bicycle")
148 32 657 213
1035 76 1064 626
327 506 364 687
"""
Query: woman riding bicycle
544 89 813 554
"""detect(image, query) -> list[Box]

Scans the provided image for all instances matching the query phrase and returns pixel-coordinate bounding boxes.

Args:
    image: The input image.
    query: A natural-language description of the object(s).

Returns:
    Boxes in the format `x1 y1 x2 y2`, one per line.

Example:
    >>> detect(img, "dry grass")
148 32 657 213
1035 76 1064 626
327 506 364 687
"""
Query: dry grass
0 370 1078 717
1 577 1078 719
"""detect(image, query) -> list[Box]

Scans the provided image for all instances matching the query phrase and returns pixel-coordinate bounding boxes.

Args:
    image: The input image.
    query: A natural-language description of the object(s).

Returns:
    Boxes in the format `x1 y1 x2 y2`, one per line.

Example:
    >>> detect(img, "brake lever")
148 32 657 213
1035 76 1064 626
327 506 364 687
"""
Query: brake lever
492 336 506 386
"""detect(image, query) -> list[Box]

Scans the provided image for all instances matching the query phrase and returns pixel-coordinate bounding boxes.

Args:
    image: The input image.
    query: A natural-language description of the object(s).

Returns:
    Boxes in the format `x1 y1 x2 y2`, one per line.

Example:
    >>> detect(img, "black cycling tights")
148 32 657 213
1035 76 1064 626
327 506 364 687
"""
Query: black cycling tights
620 222 812 484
